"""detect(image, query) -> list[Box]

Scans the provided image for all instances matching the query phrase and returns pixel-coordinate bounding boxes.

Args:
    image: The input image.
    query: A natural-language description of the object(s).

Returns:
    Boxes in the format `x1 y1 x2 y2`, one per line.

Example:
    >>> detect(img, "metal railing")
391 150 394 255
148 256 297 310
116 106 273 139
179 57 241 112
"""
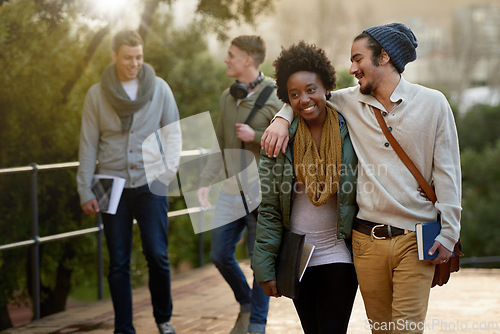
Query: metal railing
461 256 500 267
0 150 208 321
2 153 499 323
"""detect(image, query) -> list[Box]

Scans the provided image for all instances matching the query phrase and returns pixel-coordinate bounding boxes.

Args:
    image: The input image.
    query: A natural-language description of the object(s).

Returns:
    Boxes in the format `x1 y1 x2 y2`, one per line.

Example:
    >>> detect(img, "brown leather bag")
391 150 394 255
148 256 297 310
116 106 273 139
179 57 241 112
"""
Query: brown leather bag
431 240 463 286
373 107 463 287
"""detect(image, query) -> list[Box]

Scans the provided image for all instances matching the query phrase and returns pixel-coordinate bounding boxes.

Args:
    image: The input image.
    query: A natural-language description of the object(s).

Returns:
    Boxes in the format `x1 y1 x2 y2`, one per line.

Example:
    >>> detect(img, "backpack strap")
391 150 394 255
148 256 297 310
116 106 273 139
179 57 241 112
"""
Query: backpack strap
239 85 276 215
243 85 276 125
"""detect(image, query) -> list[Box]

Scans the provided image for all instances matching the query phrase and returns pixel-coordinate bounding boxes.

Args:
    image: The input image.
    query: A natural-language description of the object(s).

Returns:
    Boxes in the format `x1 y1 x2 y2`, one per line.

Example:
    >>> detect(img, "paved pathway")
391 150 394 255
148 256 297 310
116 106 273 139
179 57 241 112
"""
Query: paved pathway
2 262 499 333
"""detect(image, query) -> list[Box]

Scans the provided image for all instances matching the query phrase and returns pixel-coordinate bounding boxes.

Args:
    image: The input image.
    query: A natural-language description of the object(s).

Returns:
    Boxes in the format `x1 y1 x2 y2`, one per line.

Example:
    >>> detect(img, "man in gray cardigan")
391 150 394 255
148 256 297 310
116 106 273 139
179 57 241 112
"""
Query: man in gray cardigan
77 30 181 334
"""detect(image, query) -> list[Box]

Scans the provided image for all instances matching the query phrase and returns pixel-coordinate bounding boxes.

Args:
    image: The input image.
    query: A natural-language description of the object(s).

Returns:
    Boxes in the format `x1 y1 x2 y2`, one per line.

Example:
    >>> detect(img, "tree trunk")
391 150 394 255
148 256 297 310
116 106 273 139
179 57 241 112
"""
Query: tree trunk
0 303 13 331
60 25 110 103
39 243 75 316
26 243 75 318
138 0 160 42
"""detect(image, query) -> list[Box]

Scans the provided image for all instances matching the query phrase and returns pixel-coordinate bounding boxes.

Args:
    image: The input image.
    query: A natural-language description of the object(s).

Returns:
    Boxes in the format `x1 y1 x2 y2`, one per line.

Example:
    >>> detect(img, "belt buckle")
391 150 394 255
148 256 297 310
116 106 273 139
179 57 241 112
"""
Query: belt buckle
371 224 386 240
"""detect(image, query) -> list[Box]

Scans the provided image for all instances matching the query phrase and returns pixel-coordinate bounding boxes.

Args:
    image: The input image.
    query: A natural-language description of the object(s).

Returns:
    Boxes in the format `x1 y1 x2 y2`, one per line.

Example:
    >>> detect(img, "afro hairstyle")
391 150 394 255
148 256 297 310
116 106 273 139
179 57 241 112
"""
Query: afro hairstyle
273 41 336 104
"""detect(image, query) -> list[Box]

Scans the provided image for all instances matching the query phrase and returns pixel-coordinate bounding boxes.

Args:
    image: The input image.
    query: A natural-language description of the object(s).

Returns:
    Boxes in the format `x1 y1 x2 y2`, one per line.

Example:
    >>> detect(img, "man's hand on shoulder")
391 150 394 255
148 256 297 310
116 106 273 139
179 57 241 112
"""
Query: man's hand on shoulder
261 117 290 158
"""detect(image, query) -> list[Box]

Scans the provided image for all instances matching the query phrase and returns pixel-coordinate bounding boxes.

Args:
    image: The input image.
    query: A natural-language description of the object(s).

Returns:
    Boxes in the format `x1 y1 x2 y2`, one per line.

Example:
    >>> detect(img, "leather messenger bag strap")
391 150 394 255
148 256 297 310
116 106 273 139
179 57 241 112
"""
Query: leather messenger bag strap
372 106 437 204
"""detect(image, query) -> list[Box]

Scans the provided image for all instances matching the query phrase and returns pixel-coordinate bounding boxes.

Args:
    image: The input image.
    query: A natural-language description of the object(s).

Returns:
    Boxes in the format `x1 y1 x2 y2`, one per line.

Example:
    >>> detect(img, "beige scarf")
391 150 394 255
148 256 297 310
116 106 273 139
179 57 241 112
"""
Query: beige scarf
294 105 342 206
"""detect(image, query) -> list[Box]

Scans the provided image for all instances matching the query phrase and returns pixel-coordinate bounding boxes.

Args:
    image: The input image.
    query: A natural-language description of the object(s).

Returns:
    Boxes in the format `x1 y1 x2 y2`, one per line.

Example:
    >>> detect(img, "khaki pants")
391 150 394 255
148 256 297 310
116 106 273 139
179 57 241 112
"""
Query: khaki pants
352 229 435 334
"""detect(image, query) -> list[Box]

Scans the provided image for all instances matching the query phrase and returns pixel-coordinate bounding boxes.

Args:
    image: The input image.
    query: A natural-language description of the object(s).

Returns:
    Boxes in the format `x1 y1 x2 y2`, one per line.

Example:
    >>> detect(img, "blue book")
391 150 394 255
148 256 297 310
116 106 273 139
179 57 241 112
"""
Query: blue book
415 221 442 260
415 221 454 260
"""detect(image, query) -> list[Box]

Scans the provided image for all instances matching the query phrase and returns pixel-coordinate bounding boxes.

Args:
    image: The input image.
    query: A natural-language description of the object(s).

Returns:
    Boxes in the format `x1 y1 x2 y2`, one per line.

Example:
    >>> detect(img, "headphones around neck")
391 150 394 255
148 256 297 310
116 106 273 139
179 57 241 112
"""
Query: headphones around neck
230 72 264 99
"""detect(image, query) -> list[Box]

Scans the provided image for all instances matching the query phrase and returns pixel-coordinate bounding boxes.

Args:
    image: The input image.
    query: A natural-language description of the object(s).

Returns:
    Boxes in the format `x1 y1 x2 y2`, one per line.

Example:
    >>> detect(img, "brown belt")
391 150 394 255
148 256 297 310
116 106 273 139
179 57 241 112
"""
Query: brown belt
353 218 410 240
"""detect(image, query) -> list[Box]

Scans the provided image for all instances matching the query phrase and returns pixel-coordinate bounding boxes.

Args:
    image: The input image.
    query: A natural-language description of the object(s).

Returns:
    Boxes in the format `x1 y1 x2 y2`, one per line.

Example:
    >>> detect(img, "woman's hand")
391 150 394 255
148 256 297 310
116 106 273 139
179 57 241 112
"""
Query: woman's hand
260 280 282 298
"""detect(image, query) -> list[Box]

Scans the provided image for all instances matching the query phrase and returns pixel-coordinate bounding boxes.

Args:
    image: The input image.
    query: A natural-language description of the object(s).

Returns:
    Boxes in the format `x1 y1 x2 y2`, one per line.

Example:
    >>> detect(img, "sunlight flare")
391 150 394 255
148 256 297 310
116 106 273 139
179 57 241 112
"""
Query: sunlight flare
90 0 130 17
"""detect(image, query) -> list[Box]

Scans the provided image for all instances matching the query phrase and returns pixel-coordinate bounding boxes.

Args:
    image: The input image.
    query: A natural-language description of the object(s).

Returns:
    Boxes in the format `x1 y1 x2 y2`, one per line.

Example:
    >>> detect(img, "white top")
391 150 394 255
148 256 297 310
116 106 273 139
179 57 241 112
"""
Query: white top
290 182 352 266
278 77 461 252
121 78 139 100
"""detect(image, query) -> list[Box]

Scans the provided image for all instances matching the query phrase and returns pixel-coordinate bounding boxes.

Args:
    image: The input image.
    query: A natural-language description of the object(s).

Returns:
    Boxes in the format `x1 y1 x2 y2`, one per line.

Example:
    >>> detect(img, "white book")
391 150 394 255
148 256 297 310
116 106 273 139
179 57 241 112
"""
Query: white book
299 242 315 282
92 174 126 215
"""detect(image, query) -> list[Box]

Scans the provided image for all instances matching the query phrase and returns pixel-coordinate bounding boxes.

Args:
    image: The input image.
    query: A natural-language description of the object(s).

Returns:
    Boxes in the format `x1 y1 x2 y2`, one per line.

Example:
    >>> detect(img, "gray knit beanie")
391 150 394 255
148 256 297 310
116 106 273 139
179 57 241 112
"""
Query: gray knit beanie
363 23 418 73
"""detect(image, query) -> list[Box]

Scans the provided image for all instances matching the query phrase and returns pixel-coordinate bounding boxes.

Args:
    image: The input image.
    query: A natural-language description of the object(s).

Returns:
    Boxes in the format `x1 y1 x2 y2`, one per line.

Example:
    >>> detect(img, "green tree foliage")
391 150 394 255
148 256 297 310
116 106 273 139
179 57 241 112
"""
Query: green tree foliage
460 141 500 259
336 69 355 90
455 103 500 263
456 104 500 152
0 2 96 327
0 0 275 330
145 14 231 119
197 0 274 41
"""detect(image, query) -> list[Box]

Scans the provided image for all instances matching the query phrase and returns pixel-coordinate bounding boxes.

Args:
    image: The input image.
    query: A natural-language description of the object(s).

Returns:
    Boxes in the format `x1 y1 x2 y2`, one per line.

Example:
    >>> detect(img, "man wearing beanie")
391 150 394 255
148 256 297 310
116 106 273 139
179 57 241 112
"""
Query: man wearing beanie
262 23 461 334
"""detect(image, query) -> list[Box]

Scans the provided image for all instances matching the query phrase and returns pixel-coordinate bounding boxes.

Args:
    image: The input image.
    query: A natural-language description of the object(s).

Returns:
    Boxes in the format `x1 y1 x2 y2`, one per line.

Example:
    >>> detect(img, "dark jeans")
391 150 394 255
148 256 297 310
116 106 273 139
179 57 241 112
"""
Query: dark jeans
210 201 269 333
102 184 172 334
293 263 358 334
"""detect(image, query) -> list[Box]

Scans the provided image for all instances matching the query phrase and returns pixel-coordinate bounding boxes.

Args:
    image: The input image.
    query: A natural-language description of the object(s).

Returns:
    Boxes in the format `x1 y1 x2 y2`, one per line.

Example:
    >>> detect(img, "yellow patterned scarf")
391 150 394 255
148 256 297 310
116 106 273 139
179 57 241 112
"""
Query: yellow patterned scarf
294 105 342 206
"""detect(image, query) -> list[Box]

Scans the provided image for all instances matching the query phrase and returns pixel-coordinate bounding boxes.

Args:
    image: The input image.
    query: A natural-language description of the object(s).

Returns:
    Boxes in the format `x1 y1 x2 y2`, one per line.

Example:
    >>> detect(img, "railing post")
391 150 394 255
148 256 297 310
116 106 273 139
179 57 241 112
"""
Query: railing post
198 232 204 267
31 163 41 320
96 213 104 300
198 150 206 268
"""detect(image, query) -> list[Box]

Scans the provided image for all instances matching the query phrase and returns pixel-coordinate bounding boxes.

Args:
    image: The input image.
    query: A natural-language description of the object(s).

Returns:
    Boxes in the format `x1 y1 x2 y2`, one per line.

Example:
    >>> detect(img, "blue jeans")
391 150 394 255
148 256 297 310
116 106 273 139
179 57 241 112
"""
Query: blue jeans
102 184 172 334
210 195 270 333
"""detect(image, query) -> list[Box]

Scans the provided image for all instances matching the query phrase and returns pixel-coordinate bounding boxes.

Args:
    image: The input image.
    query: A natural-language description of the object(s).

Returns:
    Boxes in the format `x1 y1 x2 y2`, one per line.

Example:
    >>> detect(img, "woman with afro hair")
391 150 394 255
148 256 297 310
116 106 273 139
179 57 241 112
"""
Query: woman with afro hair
253 41 359 333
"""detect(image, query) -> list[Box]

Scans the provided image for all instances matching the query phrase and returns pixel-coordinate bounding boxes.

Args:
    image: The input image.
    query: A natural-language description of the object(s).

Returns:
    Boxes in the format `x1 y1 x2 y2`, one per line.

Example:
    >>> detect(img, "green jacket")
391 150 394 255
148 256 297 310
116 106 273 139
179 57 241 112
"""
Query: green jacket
199 76 283 194
253 112 358 284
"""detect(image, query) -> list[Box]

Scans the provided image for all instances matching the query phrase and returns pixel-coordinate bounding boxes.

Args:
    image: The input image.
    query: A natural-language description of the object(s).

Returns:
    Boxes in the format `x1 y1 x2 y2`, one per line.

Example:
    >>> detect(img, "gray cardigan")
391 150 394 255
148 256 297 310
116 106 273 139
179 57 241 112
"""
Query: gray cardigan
77 77 181 205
